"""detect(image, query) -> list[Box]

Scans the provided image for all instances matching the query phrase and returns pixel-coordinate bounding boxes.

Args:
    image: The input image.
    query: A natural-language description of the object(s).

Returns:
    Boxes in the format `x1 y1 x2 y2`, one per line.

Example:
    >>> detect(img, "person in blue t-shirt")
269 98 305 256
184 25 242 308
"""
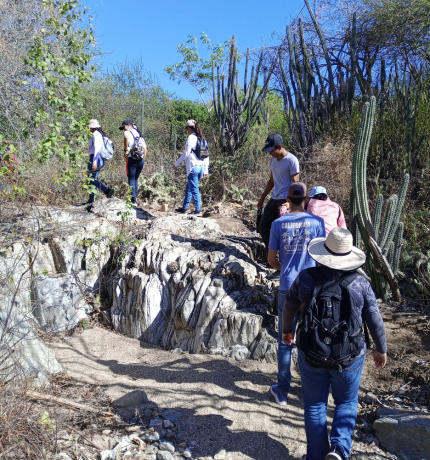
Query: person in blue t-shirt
268 182 325 406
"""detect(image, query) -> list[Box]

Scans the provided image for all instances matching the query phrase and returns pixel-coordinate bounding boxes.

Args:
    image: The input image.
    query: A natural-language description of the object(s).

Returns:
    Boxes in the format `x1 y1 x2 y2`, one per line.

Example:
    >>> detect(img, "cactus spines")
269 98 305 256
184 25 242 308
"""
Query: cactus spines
373 194 383 236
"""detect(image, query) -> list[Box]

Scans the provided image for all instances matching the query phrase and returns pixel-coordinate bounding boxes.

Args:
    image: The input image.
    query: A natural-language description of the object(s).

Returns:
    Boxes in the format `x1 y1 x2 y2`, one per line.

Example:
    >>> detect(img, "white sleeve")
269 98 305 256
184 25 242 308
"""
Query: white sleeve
203 157 209 175
92 132 103 162
140 137 147 148
124 131 132 148
174 151 186 167
175 135 193 167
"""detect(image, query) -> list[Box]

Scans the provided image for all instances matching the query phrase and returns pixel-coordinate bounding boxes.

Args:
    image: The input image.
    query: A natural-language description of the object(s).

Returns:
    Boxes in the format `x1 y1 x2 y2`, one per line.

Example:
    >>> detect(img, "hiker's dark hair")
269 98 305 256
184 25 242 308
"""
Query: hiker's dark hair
95 127 109 138
191 122 203 140
313 193 328 201
131 123 142 137
289 197 306 206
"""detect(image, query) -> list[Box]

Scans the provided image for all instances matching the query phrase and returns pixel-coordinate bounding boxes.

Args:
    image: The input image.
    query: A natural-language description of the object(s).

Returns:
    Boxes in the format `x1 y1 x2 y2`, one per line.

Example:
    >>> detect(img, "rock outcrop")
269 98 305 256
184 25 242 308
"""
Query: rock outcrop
1 198 280 384
108 211 279 362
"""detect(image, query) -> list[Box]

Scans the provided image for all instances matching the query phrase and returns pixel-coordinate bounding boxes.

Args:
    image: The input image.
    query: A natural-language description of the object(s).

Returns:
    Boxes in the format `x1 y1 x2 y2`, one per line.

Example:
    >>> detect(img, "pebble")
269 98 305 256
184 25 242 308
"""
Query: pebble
165 430 176 441
125 426 141 432
214 449 227 459
157 451 174 460
364 393 379 405
178 442 187 448
183 449 192 458
159 441 175 453
102 429 112 435
163 420 174 429
142 431 160 442
353 430 362 440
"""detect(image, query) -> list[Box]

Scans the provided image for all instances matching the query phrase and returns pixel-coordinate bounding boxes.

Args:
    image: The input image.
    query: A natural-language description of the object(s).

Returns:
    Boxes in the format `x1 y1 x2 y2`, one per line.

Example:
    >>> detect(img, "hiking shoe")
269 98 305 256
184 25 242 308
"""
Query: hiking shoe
267 270 281 281
325 446 347 460
105 188 115 199
270 384 287 406
130 199 137 207
190 210 202 217
175 207 187 214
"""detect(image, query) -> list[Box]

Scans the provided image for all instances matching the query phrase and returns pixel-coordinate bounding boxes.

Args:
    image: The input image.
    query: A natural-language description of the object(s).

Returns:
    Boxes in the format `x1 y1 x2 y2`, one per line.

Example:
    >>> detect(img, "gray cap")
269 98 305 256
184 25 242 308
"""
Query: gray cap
262 134 284 153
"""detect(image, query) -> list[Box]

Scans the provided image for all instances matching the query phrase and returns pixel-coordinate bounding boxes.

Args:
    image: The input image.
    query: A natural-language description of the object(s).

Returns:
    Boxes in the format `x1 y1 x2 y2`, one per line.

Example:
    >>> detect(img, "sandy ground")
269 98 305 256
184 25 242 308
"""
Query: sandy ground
50 326 397 460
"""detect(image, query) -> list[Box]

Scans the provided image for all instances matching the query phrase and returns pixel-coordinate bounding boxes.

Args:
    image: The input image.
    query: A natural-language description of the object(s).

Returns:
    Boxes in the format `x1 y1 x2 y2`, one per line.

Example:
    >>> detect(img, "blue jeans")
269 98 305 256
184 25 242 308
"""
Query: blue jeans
277 290 298 394
127 157 144 200
183 165 204 211
298 349 365 460
88 155 107 203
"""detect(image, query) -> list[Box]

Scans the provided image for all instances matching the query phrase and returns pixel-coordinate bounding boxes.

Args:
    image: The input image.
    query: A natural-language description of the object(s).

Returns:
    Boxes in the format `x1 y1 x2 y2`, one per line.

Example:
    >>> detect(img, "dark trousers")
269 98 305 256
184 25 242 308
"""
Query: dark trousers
87 155 107 203
126 157 144 200
258 198 287 248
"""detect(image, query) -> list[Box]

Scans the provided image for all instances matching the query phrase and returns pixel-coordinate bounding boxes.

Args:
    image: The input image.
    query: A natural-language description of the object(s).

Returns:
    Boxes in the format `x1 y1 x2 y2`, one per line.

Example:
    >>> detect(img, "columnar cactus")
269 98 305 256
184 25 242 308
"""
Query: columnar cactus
350 96 409 301
211 37 273 156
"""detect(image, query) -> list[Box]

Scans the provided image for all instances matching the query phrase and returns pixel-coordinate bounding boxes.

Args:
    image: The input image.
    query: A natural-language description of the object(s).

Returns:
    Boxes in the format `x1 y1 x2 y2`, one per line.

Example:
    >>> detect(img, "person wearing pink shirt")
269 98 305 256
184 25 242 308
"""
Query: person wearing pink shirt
305 186 347 235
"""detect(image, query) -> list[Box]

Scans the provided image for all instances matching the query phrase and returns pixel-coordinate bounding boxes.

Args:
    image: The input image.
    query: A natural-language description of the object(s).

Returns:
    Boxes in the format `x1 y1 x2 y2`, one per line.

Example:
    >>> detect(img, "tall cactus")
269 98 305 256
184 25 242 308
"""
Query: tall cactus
211 37 273 156
351 96 409 301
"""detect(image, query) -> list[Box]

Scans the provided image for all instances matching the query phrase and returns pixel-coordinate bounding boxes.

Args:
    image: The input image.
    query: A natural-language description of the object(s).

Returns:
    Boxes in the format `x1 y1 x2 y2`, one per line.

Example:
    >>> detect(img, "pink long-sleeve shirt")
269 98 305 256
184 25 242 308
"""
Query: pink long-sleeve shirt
306 197 347 235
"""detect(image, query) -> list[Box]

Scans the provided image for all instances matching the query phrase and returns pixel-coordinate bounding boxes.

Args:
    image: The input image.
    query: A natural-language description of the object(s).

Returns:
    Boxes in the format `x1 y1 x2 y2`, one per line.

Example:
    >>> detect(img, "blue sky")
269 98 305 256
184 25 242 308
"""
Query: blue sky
84 0 305 101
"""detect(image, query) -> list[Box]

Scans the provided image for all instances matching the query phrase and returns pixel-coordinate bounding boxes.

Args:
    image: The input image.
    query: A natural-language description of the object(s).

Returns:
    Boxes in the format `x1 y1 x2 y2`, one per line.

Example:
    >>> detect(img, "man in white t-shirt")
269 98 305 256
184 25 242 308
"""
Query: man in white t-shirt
258 134 300 252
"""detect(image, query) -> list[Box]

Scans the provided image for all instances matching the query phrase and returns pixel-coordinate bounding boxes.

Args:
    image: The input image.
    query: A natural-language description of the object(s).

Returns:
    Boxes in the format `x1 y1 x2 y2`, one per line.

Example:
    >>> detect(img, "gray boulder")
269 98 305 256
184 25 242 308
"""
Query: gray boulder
373 407 430 460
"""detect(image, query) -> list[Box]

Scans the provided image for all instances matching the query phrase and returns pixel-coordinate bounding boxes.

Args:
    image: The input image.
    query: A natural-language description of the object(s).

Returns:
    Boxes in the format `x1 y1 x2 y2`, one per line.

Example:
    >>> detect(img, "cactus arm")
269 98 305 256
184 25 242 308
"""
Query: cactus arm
373 194 383 237
382 173 410 253
392 222 404 275
379 195 398 249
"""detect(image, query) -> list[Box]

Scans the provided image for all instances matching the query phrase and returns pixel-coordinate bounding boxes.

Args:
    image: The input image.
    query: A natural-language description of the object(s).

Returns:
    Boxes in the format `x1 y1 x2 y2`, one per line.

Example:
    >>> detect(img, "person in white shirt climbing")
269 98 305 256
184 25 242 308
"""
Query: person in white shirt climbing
86 119 114 204
173 120 209 217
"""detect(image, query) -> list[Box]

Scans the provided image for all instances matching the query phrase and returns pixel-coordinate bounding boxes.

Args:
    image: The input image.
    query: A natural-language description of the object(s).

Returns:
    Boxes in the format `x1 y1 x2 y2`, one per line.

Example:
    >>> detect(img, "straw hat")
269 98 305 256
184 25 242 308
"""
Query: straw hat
308 227 366 271
88 119 101 129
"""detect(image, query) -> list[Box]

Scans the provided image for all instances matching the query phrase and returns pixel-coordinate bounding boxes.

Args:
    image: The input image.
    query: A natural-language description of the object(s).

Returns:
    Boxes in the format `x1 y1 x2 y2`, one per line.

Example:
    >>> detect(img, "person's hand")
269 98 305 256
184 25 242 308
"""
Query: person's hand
92 163 97 171
124 149 129 160
173 164 177 171
282 333 294 345
203 174 208 179
373 352 387 368
257 197 265 209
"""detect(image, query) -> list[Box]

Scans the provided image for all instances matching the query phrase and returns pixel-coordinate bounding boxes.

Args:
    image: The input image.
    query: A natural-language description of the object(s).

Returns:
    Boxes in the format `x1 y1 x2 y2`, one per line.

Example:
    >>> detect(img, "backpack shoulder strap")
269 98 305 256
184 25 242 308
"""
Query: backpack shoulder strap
336 271 360 288
307 266 329 285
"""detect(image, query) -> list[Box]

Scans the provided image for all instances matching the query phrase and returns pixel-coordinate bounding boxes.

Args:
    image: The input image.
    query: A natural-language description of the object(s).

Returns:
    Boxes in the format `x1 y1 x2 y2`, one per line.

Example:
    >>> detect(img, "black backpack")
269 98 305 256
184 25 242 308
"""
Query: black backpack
128 129 145 161
296 267 368 371
192 137 209 160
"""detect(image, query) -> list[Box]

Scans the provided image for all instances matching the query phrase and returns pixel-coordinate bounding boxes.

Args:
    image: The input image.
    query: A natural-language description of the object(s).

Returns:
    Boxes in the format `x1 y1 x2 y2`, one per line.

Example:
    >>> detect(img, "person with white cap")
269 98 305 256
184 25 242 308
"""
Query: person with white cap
267 182 326 406
86 119 114 204
282 227 387 460
173 120 209 217
305 186 346 235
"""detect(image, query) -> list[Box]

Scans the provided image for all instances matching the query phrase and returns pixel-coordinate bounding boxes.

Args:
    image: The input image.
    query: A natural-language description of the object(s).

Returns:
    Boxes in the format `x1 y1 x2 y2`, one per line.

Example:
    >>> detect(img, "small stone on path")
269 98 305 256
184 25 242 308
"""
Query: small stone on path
161 409 183 422
214 449 227 459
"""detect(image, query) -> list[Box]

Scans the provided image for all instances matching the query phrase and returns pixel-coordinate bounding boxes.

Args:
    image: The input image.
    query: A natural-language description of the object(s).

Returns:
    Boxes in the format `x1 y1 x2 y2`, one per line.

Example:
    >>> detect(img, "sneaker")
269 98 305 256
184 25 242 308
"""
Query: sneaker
130 199 137 207
325 446 347 460
105 188 115 199
175 207 187 214
190 210 202 217
267 270 281 281
270 384 287 406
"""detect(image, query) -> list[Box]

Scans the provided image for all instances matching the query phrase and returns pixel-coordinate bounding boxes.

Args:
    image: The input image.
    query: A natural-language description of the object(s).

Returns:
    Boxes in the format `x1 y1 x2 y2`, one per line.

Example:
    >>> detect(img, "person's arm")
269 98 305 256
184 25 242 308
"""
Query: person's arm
203 157 209 177
291 173 300 182
362 280 387 368
267 222 280 269
141 137 148 159
174 136 191 170
290 156 300 183
268 249 281 271
338 206 347 229
123 133 129 160
90 134 98 170
258 172 274 209
282 275 303 344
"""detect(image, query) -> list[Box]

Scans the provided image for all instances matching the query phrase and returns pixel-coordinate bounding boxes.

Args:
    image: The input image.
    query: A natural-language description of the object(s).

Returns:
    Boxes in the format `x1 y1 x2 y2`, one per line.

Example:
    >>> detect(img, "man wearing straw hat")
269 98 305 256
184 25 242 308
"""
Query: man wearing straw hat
282 227 387 460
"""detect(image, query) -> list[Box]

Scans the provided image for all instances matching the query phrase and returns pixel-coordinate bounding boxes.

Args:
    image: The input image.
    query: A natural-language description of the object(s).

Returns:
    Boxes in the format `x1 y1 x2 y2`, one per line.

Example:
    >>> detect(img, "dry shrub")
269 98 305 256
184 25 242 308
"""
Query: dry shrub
0 374 112 459
300 137 354 216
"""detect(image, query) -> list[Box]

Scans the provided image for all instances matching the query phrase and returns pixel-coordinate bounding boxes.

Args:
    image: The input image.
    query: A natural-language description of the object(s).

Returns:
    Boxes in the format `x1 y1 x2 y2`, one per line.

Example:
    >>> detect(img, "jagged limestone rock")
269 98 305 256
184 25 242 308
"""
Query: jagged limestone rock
108 214 277 362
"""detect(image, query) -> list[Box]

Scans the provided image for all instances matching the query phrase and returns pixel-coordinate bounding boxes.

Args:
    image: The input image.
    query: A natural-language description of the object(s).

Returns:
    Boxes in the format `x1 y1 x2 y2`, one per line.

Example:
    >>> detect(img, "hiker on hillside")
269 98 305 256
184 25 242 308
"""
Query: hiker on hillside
268 182 326 406
86 119 114 204
305 186 347 235
174 119 209 217
258 135 300 278
120 119 147 207
283 227 387 460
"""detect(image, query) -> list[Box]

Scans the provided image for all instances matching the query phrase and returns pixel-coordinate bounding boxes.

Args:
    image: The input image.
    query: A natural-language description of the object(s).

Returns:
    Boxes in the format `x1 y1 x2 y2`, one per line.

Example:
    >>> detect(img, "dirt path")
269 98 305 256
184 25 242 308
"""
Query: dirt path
50 326 399 460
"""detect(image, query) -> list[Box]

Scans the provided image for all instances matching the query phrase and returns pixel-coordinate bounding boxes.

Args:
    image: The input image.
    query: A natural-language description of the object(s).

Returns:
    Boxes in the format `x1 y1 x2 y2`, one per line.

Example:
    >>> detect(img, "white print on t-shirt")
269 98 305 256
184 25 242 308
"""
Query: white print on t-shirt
282 227 313 253
281 221 311 229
